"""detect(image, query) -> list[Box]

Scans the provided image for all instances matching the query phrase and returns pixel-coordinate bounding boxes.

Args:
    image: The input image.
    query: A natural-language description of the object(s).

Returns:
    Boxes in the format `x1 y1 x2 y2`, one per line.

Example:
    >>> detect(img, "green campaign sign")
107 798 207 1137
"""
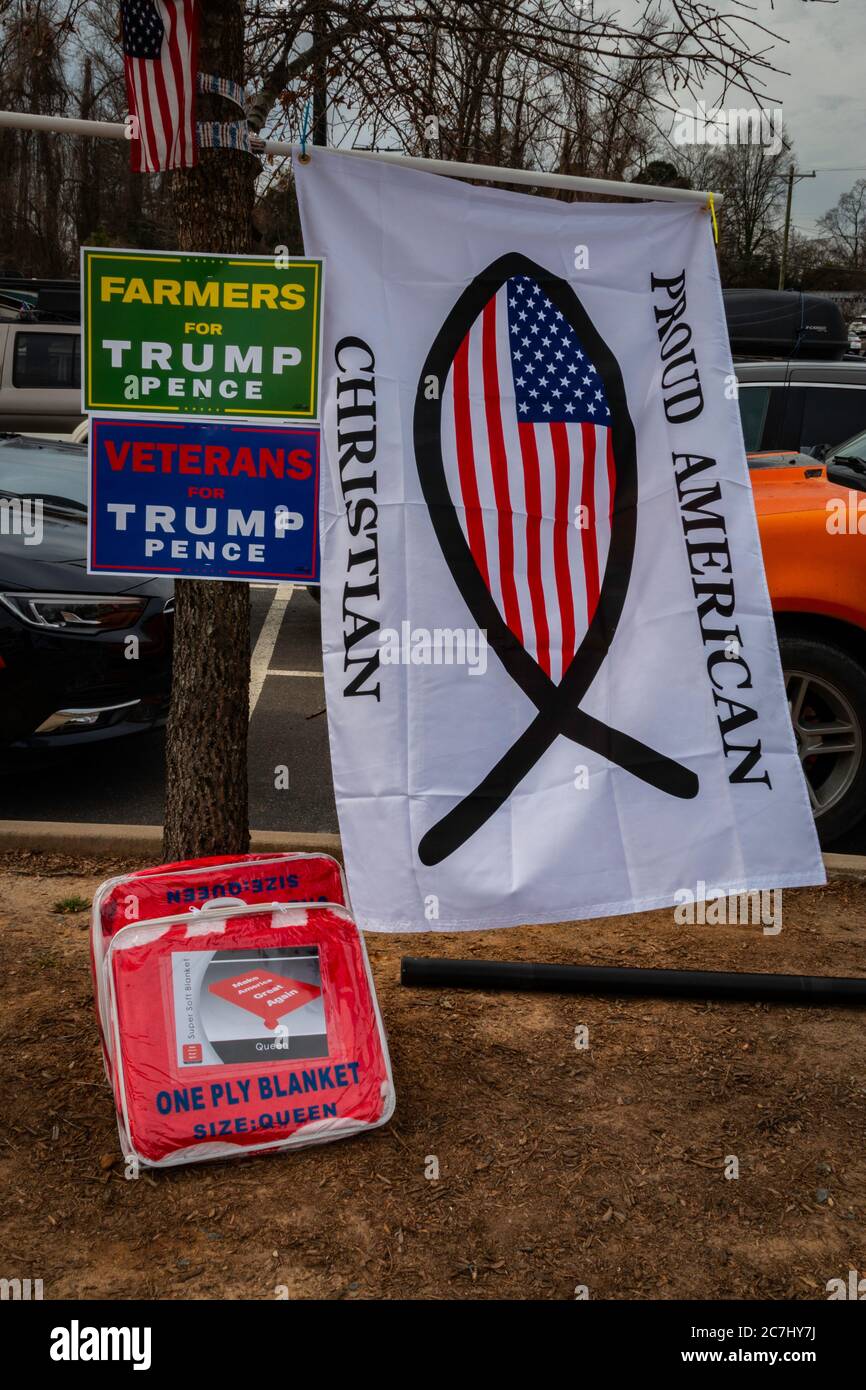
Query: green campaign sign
81 248 323 420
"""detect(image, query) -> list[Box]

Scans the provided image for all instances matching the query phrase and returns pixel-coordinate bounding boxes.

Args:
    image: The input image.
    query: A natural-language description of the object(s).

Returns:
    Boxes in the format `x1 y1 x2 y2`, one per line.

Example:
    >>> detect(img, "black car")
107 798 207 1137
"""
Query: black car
0 435 173 750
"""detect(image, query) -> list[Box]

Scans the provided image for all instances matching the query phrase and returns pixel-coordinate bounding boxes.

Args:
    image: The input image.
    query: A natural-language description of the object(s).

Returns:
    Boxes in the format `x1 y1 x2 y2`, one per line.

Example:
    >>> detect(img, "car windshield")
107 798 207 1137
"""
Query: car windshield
0 439 87 509
826 428 866 468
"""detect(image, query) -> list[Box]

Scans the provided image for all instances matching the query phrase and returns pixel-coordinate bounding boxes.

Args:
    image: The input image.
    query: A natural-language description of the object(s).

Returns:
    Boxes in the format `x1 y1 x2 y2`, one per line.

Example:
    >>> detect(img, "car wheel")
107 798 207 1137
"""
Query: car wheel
780 636 866 845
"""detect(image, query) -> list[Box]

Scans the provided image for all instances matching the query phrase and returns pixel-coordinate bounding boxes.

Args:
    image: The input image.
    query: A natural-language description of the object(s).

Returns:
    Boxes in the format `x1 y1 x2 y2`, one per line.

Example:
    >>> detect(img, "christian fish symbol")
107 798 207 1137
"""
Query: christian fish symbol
413 252 698 867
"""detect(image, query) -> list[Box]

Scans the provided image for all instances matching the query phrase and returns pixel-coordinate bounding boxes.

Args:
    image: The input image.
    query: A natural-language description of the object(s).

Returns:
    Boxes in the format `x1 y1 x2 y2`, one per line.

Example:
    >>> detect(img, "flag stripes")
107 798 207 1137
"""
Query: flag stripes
122 0 198 173
441 279 615 684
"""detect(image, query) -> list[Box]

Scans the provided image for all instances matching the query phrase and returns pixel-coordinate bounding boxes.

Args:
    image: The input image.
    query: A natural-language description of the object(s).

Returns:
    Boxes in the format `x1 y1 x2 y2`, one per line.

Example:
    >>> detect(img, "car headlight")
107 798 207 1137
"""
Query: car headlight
0 593 148 630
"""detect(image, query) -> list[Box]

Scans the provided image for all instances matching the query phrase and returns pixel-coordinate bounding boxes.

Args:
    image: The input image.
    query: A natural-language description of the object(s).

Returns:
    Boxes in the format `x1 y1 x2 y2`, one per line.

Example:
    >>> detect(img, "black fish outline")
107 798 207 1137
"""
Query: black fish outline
413 252 699 866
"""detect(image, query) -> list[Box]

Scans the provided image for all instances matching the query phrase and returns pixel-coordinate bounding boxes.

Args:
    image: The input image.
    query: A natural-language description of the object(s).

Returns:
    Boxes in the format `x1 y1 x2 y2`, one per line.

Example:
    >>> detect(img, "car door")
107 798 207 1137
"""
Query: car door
783 383 866 458
737 382 789 451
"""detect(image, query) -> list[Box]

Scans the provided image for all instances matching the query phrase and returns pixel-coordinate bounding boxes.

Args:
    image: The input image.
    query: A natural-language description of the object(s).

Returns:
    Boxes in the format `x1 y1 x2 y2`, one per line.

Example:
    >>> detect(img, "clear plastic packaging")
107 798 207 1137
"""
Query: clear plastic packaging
91 852 347 1075
101 897 394 1168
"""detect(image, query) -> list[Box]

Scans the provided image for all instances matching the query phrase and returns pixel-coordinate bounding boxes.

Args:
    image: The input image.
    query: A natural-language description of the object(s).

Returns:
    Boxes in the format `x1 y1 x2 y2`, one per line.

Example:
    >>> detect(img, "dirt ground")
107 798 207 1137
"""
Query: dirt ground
0 849 864 1302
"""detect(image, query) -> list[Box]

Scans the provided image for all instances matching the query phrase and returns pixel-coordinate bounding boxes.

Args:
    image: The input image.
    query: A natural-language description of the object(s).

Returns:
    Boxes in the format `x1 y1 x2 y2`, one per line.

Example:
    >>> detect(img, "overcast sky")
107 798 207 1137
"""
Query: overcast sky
740 0 864 231
630 0 866 233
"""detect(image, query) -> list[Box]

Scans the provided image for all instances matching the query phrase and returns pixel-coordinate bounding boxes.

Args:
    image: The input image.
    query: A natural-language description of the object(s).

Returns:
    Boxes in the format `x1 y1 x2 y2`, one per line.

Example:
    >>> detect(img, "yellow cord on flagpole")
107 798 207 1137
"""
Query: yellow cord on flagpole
707 192 719 245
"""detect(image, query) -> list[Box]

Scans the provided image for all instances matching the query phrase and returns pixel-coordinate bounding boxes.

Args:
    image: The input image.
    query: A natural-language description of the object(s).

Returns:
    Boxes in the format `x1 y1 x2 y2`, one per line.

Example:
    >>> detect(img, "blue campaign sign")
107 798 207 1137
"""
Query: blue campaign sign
88 415 320 583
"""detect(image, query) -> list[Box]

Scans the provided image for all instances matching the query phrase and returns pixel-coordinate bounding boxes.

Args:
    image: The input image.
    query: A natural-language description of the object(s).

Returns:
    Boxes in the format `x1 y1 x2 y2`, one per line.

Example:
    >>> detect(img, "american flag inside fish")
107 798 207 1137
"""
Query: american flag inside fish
441 272 617 685
121 0 199 173
414 253 697 866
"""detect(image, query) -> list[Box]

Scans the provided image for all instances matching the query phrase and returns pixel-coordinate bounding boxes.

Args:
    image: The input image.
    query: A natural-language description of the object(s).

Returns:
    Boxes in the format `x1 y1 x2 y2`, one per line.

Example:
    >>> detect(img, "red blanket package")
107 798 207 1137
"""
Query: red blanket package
91 852 347 1073
103 900 394 1167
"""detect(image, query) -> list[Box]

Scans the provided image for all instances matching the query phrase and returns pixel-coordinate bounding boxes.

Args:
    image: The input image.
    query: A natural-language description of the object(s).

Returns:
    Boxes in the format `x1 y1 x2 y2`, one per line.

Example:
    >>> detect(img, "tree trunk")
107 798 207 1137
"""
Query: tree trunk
312 5 329 147
162 0 256 861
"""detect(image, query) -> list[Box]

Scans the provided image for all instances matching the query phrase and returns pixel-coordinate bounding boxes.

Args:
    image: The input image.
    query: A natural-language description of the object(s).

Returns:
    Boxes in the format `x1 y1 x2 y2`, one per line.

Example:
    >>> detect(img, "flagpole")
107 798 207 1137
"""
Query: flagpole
0 109 127 140
323 146 723 207
0 109 723 207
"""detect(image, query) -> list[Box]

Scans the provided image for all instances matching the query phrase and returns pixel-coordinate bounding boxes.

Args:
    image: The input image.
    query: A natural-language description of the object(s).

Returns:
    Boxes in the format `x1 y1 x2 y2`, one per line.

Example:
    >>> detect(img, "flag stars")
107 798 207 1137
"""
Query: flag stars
504 275 610 425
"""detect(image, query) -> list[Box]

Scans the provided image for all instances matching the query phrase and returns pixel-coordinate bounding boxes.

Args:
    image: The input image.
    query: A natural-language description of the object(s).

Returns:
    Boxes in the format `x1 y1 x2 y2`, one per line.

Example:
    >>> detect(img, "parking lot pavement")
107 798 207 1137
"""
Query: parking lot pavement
247 586 337 833
0 582 863 855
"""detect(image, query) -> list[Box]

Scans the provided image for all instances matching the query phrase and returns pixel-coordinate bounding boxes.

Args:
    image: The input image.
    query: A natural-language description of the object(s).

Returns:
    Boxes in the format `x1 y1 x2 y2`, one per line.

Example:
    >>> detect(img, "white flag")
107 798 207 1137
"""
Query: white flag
295 149 824 932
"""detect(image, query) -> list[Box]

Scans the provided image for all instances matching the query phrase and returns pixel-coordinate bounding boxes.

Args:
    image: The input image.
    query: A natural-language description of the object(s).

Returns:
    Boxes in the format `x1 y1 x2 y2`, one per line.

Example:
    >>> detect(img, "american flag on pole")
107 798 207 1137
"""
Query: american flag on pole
121 0 199 173
441 273 616 685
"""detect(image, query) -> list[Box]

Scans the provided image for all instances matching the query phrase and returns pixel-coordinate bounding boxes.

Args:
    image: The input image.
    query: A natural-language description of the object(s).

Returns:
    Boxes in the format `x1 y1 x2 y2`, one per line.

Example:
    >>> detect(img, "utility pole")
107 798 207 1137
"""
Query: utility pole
163 0 256 861
778 165 816 291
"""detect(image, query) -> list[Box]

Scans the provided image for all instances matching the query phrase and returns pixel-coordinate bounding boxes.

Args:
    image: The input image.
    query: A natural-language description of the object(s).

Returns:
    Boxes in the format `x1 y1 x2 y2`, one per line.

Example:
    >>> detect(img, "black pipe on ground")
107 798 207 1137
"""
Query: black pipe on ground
400 957 866 1007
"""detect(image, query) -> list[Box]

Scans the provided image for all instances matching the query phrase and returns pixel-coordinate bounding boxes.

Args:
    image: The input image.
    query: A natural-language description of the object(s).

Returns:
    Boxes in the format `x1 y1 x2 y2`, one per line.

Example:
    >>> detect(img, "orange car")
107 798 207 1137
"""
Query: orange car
750 449 866 844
